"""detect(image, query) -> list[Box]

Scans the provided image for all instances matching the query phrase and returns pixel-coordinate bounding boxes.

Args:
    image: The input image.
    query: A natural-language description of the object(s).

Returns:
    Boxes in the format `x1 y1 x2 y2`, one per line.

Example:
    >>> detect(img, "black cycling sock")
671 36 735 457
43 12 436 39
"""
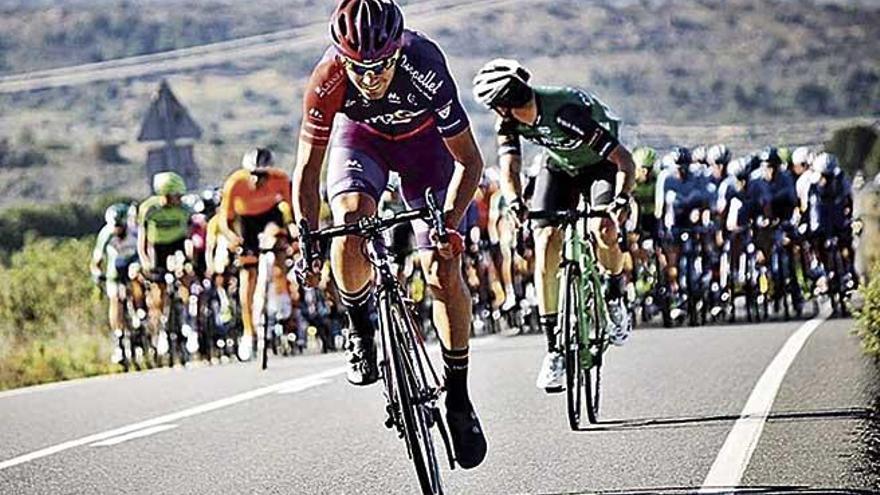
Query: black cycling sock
442 346 471 412
607 273 625 301
539 314 558 353
339 283 375 340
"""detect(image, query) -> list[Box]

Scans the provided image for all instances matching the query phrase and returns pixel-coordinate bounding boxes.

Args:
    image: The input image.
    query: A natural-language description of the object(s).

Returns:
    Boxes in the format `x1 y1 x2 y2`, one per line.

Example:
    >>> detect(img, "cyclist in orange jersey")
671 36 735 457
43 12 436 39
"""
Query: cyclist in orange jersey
220 148 293 361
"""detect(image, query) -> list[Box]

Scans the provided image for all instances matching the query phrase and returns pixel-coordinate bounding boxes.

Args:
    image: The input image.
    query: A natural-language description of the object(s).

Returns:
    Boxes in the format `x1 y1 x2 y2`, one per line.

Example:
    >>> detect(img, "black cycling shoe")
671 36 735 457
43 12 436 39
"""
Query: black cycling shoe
344 335 379 386
445 404 487 469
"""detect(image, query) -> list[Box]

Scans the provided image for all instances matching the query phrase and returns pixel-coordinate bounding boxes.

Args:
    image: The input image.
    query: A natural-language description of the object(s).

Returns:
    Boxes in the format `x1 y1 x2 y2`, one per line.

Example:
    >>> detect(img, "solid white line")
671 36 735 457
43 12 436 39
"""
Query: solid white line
0 366 345 471
275 377 330 395
700 317 826 490
89 424 179 447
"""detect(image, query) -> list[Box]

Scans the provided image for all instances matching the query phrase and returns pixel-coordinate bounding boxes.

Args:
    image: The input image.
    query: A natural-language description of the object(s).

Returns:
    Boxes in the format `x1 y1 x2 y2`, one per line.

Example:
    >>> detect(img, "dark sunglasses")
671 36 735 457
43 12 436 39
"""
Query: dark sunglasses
341 50 400 76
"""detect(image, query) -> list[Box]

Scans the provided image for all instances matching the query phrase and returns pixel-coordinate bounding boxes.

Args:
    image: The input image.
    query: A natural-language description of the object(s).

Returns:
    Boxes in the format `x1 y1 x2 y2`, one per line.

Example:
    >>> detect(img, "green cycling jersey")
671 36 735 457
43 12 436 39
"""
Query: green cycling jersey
633 174 657 217
497 86 621 175
138 195 191 245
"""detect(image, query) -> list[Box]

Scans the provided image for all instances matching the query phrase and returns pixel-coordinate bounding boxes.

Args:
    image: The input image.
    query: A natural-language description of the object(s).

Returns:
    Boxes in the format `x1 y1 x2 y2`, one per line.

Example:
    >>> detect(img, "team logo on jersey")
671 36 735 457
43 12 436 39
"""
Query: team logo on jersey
315 70 345 99
388 92 401 105
365 108 428 126
398 54 444 100
437 100 453 120
345 159 363 171
407 93 417 105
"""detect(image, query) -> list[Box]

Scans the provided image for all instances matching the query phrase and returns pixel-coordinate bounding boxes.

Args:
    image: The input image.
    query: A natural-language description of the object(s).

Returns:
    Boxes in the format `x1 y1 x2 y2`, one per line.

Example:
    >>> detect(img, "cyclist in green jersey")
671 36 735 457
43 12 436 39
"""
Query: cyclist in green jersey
473 59 637 392
138 172 194 339
632 147 658 238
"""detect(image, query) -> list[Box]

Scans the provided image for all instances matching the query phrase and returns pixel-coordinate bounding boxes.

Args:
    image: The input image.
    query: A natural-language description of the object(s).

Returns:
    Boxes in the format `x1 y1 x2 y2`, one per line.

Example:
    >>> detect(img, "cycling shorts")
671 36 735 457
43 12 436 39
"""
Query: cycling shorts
151 238 187 273
326 120 458 249
235 207 285 257
530 161 617 228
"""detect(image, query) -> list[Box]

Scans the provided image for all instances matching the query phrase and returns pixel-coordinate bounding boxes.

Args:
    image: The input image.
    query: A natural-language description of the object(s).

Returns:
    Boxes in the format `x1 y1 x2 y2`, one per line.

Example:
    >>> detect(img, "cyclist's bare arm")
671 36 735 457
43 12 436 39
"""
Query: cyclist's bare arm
137 222 150 269
608 145 636 195
499 151 523 205
293 138 327 231
441 127 484 229
218 179 242 246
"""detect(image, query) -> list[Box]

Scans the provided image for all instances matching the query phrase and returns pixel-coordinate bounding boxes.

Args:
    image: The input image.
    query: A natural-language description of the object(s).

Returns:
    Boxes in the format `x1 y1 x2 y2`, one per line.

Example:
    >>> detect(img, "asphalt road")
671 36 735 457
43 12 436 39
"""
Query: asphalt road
0 316 878 494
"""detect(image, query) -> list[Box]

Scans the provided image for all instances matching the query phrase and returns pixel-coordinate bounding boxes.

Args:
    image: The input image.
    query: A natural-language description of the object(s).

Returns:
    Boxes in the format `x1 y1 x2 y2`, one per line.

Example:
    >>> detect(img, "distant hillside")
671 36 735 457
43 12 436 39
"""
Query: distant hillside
0 0 877 207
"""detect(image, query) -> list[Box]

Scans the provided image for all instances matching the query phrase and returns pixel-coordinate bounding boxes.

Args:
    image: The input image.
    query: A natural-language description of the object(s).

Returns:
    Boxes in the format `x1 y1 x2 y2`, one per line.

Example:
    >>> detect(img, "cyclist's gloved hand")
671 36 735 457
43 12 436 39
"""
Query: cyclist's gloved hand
612 193 632 223
431 228 465 260
509 198 528 227
293 255 322 288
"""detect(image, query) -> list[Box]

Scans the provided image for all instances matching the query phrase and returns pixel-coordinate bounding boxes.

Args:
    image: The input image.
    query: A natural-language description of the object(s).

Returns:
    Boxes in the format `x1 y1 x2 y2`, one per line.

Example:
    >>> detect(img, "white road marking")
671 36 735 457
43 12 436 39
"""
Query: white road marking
275 377 331 395
700 317 826 490
89 424 179 447
0 366 345 471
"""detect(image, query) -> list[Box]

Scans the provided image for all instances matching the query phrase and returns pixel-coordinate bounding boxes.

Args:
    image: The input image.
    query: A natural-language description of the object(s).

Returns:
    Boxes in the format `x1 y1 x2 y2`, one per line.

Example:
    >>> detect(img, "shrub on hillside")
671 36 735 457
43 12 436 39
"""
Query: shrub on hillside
826 125 879 177
0 238 113 390
857 266 880 357
0 201 111 255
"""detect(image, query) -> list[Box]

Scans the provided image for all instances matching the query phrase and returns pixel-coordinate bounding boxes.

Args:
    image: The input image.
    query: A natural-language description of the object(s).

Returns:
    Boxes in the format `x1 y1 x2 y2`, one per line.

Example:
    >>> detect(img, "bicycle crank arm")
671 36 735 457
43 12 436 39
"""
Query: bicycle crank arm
433 407 456 470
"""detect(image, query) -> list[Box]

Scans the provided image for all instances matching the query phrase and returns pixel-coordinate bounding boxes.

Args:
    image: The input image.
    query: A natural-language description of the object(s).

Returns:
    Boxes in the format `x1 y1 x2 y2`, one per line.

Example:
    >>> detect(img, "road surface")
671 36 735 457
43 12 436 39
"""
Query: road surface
0 317 878 494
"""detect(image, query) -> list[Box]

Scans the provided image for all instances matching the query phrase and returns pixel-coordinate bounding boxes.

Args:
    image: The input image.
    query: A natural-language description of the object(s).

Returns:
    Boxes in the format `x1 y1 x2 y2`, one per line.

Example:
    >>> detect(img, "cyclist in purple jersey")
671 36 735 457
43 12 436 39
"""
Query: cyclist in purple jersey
293 0 486 469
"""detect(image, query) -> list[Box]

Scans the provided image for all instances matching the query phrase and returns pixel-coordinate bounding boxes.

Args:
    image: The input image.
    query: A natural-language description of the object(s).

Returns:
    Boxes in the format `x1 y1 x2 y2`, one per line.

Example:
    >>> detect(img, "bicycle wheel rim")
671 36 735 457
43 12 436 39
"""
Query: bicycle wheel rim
585 279 604 424
563 264 582 430
387 300 443 494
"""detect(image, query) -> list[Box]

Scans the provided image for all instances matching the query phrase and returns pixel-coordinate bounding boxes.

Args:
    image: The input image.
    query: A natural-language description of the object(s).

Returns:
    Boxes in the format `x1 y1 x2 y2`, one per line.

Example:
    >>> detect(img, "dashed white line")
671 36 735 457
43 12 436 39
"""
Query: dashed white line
90 424 179 447
700 317 826 490
0 366 345 471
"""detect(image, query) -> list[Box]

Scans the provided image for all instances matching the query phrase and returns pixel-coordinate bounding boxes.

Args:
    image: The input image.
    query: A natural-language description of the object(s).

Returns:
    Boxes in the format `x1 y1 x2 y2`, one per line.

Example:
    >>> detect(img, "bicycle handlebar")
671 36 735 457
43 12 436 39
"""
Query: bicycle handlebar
299 189 446 266
526 206 611 224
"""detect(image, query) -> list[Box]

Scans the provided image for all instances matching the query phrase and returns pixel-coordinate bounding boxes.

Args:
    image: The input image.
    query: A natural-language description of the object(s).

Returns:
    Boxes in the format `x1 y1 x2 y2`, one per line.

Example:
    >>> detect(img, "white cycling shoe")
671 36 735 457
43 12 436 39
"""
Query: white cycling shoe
535 351 566 392
607 298 633 346
237 336 253 361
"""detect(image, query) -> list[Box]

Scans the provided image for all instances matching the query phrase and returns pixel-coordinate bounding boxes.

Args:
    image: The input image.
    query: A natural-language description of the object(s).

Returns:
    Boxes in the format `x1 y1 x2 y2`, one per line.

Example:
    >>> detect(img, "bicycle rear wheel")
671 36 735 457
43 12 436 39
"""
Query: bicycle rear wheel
562 264 583 430
384 297 444 495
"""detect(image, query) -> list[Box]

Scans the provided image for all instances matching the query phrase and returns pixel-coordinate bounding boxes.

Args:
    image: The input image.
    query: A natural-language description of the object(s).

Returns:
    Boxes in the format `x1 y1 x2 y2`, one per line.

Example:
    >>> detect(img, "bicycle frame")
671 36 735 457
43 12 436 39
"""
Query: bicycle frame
561 213 609 370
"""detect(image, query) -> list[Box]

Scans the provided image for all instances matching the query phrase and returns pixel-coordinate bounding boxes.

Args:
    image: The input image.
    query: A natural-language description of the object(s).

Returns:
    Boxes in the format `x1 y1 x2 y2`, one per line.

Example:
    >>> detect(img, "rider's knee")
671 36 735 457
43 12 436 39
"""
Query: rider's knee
331 192 377 223
590 217 618 250
424 254 463 298
535 226 562 254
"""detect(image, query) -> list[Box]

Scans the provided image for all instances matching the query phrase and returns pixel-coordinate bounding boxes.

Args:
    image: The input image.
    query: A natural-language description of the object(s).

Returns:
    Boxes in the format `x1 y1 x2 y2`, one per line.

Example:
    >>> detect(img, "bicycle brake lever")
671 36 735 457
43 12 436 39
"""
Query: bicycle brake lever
425 189 447 243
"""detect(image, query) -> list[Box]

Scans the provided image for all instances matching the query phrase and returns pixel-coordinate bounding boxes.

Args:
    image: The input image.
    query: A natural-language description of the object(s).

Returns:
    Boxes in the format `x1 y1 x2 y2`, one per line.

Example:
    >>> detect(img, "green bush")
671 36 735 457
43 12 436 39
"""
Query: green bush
0 237 114 390
0 200 119 256
826 125 879 177
856 264 880 357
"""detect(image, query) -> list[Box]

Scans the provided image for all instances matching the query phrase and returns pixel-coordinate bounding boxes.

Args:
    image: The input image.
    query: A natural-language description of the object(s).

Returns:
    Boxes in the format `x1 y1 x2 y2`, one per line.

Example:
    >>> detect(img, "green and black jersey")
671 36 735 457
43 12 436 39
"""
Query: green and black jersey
497 86 621 176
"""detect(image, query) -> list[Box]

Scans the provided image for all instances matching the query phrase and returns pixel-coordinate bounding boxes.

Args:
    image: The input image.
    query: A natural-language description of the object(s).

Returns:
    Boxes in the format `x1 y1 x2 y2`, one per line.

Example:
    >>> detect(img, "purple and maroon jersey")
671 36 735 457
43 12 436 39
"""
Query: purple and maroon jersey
300 30 470 145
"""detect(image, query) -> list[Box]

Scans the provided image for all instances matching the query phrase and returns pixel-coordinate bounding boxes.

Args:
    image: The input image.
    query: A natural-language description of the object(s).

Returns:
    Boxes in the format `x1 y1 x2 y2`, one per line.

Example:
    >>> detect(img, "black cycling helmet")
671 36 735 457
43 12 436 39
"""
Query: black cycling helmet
759 146 782 168
671 146 692 167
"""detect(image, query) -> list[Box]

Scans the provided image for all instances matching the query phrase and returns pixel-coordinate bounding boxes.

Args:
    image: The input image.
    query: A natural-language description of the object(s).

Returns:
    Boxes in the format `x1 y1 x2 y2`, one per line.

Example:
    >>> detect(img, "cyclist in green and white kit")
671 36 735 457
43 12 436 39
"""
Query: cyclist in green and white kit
91 203 143 364
473 59 637 392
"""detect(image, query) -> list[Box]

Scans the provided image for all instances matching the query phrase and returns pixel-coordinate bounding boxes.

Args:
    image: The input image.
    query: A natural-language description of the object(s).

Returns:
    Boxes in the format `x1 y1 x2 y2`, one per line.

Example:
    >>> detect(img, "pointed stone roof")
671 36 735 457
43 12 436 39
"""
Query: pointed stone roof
138 80 202 142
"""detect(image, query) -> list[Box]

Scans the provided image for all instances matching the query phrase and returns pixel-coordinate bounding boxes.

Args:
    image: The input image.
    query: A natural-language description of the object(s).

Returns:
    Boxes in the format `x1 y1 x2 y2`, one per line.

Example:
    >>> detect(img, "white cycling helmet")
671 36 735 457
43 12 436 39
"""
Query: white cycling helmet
241 148 274 172
472 58 533 108
708 144 731 166
812 152 838 176
791 146 812 167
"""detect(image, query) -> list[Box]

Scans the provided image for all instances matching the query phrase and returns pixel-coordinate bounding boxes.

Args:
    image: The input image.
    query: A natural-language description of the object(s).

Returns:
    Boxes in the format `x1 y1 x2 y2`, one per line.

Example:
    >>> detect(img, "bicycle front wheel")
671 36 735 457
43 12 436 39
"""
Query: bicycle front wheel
385 297 444 495
562 263 583 430
583 278 605 425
